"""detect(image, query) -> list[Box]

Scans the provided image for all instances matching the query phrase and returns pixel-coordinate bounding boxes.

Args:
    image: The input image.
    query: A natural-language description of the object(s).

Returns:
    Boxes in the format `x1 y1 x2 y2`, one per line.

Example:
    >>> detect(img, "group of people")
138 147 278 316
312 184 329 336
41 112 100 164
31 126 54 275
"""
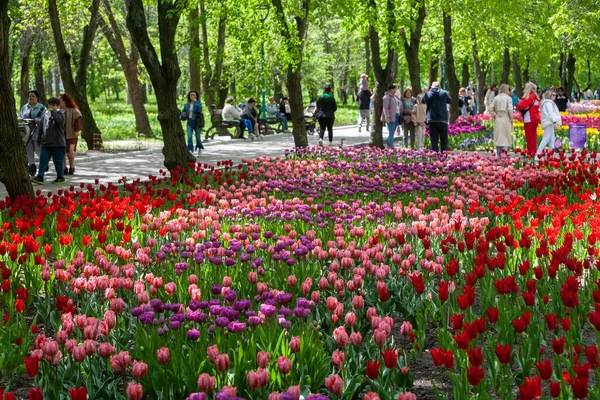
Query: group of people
489 82 563 159
18 90 82 185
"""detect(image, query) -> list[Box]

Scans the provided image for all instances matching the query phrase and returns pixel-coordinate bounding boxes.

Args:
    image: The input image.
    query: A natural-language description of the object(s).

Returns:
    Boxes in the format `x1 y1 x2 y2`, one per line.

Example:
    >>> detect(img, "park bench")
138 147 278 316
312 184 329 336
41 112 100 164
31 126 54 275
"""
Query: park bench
204 104 242 140
258 116 284 135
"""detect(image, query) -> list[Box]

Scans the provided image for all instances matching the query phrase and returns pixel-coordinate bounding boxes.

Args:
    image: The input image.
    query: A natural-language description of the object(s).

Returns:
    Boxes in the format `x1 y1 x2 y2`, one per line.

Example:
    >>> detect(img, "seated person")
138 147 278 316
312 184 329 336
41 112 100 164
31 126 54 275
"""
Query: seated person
223 97 247 138
241 98 258 138
266 97 289 132
279 97 292 121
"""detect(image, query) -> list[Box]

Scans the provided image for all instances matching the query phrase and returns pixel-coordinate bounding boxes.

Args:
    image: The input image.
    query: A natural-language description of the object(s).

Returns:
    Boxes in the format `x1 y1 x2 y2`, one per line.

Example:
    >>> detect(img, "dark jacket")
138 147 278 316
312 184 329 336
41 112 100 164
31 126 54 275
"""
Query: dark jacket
356 89 372 110
422 88 451 123
38 109 66 147
554 93 568 112
316 93 337 119
180 101 204 128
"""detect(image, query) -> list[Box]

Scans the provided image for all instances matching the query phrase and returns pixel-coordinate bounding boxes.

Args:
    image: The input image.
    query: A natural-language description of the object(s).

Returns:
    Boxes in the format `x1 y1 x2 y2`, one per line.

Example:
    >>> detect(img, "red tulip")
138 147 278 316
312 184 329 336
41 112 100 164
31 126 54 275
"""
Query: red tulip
486 308 499 324
570 375 588 398
453 330 470 350
68 387 87 400
365 360 380 379
585 345 600 369
24 356 39 377
450 314 464 331
467 365 484 386
381 348 398 369
549 381 561 398
535 359 552 380
29 387 43 400
495 344 511 364
545 313 558 331
551 337 565 355
467 347 483 367
518 376 541 400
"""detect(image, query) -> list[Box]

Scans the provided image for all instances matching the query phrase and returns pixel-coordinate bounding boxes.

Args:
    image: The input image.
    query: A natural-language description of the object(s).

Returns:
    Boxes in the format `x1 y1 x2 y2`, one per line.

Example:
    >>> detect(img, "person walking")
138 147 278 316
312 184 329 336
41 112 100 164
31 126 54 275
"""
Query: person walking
537 90 562 156
59 93 82 175
18 90 46 176
316 85 337 146
485 84 497 114
180 90 205 154
489 84 514 158
517 82 541 157
422 82 452 152
554 87 568 112
381 84 398 148
30 97 66 185
413 94 427 149
356 86 372 133
401 88 416 148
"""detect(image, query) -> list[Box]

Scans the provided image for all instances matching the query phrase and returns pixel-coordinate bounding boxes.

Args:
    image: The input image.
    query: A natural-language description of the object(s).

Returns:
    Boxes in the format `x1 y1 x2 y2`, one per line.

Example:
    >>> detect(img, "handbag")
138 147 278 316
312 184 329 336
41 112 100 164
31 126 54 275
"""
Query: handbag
314 110 326 120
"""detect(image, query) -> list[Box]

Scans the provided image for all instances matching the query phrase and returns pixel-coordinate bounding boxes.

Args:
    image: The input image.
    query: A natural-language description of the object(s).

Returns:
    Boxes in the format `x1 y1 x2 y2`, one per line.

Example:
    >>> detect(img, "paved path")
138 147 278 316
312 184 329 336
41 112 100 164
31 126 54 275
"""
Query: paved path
0 125 375 199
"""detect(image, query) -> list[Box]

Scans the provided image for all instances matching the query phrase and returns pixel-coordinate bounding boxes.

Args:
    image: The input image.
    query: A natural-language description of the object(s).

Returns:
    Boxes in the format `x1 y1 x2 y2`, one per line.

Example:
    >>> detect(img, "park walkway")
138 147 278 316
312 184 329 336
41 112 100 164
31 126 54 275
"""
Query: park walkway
0 125 373 199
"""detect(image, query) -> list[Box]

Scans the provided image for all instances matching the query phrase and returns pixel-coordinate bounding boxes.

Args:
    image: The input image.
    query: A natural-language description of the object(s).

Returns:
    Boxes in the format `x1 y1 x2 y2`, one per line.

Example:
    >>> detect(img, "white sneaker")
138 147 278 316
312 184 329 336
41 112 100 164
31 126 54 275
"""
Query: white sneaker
318 139 323 146
249 134 256 140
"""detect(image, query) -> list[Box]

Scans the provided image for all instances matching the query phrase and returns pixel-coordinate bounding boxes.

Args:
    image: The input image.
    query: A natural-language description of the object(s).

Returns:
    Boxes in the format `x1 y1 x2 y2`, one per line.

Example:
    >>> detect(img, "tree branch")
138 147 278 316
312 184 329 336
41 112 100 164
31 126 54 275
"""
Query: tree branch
76 0 101 92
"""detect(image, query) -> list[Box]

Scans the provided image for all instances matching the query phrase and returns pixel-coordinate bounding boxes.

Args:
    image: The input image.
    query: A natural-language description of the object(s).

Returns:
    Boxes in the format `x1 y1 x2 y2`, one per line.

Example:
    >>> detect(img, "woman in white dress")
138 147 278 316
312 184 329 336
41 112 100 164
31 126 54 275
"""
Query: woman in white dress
489 84 513 158
537 90 562 155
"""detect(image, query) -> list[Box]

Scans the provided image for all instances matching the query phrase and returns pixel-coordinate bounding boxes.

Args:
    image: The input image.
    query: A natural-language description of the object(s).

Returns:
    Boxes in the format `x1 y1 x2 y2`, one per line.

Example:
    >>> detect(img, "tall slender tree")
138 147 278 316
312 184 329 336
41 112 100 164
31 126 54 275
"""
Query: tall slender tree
0 0 34 199
126 0 195 171
48 0 103 149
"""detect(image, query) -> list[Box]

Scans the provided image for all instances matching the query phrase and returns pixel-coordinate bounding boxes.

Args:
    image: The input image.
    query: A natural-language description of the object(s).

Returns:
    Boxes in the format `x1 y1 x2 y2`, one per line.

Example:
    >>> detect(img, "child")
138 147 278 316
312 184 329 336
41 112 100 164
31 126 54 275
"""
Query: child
413 94 427 149
31 97 66 185
359 74 369 91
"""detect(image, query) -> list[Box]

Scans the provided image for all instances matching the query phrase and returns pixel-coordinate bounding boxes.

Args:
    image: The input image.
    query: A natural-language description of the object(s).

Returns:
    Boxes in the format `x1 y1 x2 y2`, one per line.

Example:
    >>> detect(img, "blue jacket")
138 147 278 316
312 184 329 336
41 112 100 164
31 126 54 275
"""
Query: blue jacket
180 101 204 128
422 88 451 123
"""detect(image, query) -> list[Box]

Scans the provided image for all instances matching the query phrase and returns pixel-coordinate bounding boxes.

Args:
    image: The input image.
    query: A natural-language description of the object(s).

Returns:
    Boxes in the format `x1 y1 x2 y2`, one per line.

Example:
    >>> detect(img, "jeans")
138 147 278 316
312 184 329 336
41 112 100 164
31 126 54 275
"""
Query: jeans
38 146 66 179
403 121 415 148
319 117 334 142
242 118 254 135
428 122 448 152
386 121 397 148
186 124 204 151
281 115 288 131
358 109 370 130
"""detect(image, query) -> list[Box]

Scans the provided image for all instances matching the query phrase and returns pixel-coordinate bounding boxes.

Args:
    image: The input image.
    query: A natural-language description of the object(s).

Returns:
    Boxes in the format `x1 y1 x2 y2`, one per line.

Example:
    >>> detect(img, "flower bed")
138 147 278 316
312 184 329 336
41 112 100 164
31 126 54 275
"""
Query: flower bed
1 148 600 399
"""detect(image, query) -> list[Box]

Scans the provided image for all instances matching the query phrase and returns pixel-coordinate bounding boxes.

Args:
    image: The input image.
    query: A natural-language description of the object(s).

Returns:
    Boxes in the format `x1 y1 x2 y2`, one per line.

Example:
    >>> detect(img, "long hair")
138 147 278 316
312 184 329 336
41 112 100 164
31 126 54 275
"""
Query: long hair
60 93 79 109
498 84 510 95
522 82 537 99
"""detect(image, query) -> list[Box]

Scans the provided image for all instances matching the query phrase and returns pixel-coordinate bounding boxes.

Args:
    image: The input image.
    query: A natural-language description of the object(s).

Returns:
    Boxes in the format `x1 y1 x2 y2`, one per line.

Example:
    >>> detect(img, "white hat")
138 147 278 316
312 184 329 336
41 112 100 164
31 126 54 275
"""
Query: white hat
431 82 441 88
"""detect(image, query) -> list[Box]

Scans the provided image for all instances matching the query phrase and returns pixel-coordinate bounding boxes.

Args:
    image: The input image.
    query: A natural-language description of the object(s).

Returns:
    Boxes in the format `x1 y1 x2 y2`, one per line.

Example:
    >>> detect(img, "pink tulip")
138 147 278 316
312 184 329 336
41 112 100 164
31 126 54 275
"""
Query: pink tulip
126 383 143 400
290 336 301 353
197 373 216 393
277 356 291 375
110 351 131 374
72 345 86 363
98 343 116 359
132 360 148 379
157 347 170 364
215 354 230 372
325 374 344 396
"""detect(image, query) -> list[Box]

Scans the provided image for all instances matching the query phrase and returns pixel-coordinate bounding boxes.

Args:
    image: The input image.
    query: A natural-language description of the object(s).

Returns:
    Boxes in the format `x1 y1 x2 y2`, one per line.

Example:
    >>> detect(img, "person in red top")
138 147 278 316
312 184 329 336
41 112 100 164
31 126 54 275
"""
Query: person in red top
517 82 541 157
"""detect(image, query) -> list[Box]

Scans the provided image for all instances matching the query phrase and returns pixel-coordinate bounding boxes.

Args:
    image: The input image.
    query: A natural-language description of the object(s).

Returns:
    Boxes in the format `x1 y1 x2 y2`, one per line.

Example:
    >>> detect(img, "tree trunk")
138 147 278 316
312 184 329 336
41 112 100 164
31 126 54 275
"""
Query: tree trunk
428 55 438 87
442 11 460 123
512 52 523 97
99 0 151 135
364 35 371 76
34 50 46 104
189 6 201 91
54 64 60 95
565 52 575 98
126 0 194 170
559 53 566 89
585 59 591 90
523 58 530 83
471 30 486 114
200 0 226 109
287 67 308 146
461 62 469 87
19 28 32 106
48 0 102 149
339 40 350 105
501 46 510 84
0 2 34 199
401 0 425 95
369 24 397 148
46 66 53 96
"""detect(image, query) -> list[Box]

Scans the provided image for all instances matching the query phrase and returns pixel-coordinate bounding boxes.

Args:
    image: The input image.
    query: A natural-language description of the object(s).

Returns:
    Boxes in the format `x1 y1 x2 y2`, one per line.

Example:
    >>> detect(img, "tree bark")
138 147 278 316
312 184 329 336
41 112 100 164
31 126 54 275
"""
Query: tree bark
271 0 310 146
34 49 46 104
54 64 60 95
189 6 201 92
48 0 103 149
18 28 32 106
442 11 460 123
428 55 438 86
585 59 591 91
501 46 510 84
523 57 530 83
126 0 194 170
339 40 350 104
512 52 523 97
401 0 425 95
200 0 226 109
559 53 566 89
461 62 469 87
0 1 34 199
99 0 151 135
565 52 575 98
364 35 371 76
471 30 487 114
46 65 53 96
